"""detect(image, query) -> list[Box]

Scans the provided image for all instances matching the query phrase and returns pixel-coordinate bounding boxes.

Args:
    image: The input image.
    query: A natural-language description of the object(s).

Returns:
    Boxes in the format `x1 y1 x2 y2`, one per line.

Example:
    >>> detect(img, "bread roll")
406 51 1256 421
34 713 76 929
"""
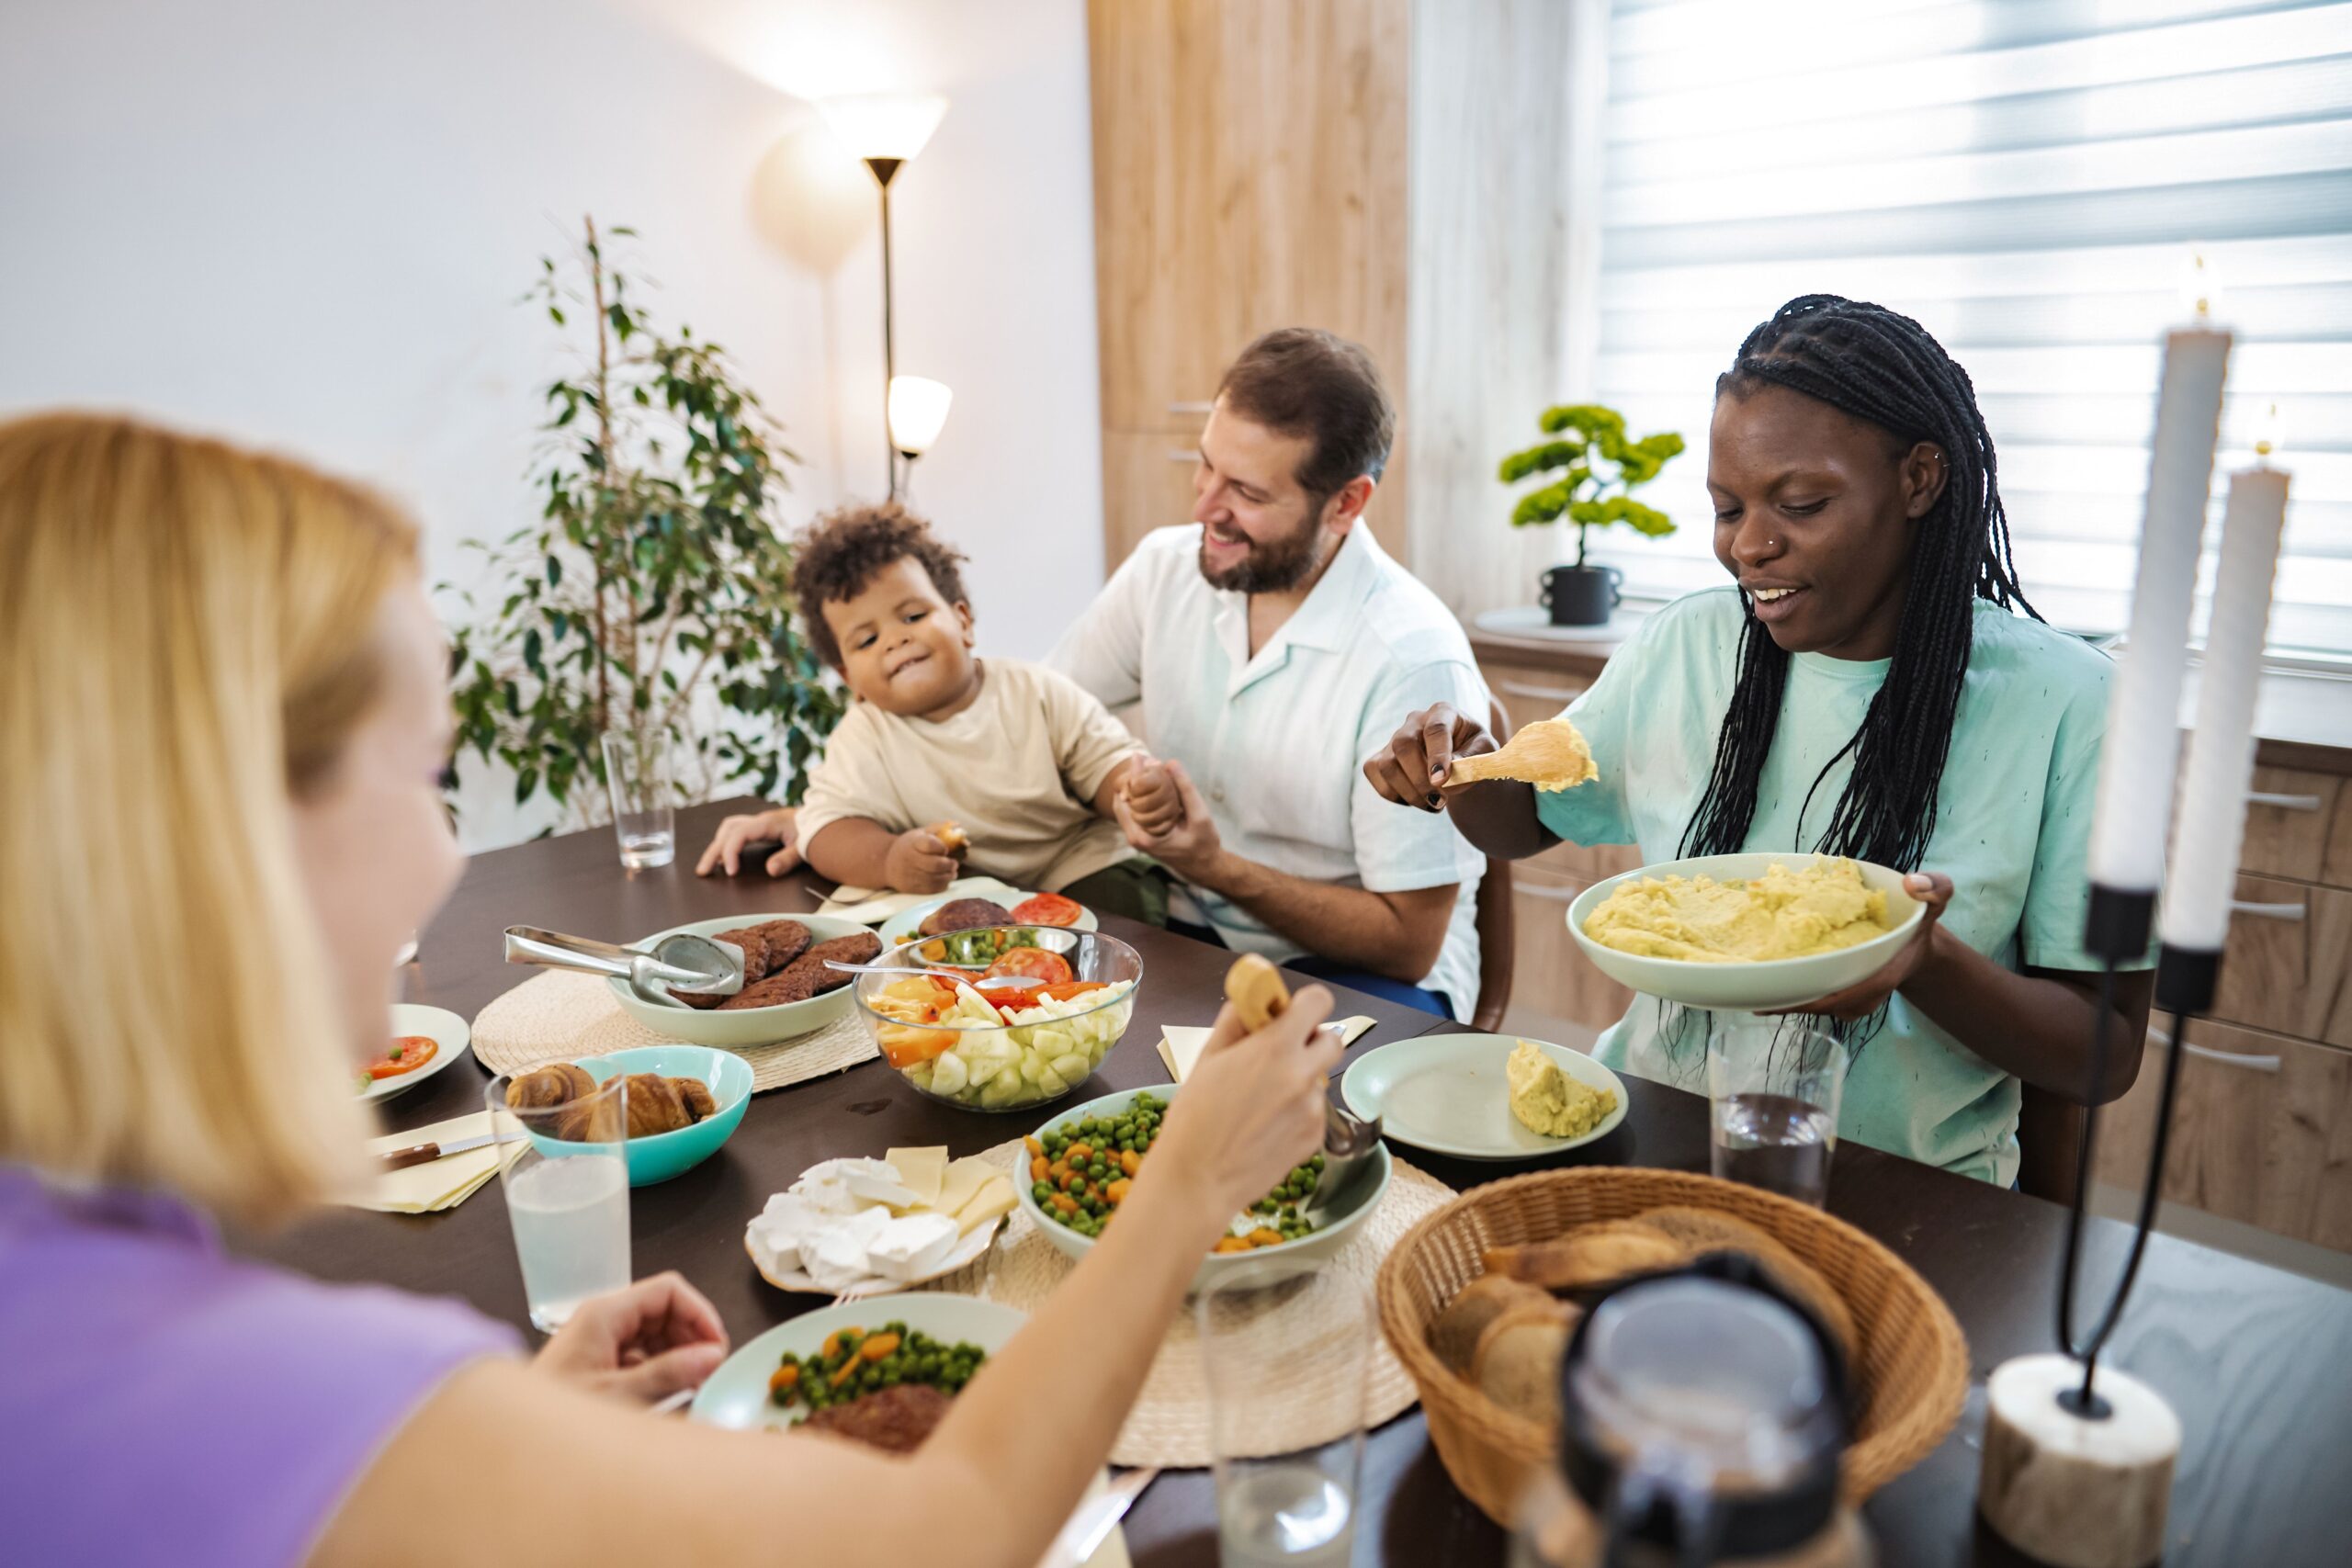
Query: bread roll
1472 1301 1577 1427
1429 1274 1555 1376
1483 1221 1685 1292
1224 953 1290 1031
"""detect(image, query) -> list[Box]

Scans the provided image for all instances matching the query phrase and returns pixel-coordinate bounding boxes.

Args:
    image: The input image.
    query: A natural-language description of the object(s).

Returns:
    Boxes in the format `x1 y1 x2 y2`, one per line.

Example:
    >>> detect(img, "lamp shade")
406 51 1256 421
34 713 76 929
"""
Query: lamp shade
888 377 953 456
819 93 948 163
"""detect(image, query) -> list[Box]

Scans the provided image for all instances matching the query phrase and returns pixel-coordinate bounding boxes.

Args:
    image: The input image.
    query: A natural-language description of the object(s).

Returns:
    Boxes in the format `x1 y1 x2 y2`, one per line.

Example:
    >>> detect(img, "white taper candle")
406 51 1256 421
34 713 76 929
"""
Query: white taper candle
2161 464 2290 953
2088 325 2231 892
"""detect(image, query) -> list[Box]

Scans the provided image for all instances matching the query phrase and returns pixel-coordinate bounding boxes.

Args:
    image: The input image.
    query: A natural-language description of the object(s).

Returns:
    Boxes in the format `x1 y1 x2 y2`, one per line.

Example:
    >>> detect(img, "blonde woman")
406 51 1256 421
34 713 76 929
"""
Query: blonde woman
0 414 1345 1567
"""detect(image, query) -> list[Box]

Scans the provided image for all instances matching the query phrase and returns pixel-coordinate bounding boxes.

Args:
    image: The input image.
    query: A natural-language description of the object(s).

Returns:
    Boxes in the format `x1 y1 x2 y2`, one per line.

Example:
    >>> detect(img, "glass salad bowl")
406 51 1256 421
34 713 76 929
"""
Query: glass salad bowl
853 926 1143 1112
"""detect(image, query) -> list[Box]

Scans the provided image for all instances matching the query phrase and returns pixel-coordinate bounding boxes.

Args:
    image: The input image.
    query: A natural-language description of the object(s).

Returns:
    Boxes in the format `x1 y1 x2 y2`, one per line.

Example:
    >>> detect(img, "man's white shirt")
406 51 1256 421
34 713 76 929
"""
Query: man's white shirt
1047 524 1489 1016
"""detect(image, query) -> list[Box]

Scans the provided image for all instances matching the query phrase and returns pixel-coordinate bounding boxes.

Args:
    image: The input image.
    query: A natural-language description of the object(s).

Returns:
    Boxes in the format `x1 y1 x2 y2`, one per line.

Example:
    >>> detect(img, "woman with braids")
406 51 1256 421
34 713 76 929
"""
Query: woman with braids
1365 296 2155 1185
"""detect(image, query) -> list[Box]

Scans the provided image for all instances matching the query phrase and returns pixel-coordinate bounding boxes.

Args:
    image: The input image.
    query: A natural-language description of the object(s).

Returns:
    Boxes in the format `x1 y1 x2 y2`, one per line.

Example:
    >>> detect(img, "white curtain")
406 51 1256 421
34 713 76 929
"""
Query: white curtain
1578 0 2352 655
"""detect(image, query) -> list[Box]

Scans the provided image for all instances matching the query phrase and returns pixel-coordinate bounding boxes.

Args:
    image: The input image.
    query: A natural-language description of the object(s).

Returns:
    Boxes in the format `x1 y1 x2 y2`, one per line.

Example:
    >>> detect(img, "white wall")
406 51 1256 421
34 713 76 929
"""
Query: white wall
0 0 1103 849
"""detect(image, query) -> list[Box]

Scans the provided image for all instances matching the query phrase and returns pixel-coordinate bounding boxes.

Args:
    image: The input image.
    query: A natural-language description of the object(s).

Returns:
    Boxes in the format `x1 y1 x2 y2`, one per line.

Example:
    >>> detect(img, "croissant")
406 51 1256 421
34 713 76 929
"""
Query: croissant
505 1062 597 1113
618 1072 718 1137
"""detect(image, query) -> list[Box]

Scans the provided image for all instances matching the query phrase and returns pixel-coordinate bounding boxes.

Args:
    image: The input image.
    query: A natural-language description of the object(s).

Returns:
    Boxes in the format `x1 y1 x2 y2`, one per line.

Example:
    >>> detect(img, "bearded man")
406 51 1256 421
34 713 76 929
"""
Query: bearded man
1048 328 1488 1018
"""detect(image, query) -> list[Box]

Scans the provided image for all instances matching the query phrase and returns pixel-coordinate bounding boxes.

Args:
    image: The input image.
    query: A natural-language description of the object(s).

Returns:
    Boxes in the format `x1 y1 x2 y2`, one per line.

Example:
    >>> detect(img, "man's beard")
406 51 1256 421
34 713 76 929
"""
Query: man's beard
1197 508 1324 593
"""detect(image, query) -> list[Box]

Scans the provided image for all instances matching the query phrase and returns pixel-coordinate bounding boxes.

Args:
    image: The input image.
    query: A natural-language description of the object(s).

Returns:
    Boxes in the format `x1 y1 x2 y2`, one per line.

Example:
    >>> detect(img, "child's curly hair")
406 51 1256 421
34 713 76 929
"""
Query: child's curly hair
793 501 971 668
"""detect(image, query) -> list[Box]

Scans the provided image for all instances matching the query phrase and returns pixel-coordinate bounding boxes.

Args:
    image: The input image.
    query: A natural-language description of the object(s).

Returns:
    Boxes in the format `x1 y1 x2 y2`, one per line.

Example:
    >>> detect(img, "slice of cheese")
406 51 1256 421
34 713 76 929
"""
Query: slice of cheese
885 1145 947 1210
955 1174 1018 1236
935 1155 996 1220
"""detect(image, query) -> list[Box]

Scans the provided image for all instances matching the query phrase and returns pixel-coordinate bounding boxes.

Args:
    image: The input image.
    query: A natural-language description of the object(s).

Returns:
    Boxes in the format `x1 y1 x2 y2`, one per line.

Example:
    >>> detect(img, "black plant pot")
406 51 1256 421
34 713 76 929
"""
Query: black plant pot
1542 563 1623 627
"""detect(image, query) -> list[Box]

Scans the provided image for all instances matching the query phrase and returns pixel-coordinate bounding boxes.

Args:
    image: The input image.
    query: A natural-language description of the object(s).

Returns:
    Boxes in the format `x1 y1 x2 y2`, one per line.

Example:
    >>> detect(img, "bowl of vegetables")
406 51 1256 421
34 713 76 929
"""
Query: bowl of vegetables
853 927 1143 1112
1016 1086 1392 1292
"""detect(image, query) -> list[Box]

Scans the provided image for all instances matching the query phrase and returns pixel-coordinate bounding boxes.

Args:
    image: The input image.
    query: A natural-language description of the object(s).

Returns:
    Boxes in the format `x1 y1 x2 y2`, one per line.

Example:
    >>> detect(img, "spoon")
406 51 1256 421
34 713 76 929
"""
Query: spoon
822 959 1047 991
503 925 745 1006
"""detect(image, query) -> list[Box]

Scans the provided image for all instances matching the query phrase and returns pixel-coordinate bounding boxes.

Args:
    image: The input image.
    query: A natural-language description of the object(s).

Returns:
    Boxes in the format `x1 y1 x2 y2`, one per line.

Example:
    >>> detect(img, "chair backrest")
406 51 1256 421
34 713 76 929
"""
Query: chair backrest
1471 700 1516 1033
2016 1081 2085 1203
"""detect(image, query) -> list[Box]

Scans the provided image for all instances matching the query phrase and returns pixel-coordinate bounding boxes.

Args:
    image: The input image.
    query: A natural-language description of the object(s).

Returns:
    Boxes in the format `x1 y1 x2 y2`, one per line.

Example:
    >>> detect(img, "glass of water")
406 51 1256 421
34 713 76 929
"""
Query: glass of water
1197 1262 1367 1568
1707 1021 1847 1208
486 1072 631 1331
601 728 674 871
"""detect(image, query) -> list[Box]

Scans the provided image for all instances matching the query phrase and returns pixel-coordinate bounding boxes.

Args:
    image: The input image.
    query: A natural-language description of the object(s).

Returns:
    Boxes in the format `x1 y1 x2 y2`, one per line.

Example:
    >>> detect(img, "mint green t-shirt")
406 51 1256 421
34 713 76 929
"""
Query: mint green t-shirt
1536 586 2142 1186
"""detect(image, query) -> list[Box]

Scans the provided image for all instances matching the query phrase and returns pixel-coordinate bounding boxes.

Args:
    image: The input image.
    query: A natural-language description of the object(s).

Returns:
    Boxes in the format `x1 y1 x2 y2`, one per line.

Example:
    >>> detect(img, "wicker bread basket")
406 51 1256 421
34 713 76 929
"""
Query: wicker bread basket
1374 1167 1967 1528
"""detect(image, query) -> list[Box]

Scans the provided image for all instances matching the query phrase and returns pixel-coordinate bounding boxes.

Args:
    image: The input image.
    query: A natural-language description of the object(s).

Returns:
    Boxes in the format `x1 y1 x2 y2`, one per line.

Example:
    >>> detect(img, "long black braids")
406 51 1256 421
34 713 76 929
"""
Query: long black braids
1670 295 2040 1057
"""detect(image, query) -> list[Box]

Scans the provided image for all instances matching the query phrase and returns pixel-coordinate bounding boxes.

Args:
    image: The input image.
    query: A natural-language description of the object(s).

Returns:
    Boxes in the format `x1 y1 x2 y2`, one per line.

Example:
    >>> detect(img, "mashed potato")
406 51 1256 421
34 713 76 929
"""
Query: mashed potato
1583 857 1891 964
1505 1040 1615 1139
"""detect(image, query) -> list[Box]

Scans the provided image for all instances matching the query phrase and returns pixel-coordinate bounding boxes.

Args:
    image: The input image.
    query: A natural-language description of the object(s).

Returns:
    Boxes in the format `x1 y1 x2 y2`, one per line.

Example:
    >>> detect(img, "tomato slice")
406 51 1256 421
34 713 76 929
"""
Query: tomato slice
1009 893 1085 928
1035 980 1109 1004
366 1034 438 1080
983 946 1076 987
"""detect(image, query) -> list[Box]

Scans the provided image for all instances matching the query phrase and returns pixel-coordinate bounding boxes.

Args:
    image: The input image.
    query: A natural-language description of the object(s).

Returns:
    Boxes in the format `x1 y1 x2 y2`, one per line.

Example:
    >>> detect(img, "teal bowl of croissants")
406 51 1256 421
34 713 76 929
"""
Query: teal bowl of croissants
503 1045 755 1187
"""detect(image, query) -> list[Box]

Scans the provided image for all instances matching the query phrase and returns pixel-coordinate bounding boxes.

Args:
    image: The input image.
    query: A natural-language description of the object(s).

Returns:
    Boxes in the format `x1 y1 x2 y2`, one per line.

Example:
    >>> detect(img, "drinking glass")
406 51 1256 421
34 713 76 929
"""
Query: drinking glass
1197 1262 1368 1568
601 728 675 871
1707 1021 1846 1208
486 1073 631 1331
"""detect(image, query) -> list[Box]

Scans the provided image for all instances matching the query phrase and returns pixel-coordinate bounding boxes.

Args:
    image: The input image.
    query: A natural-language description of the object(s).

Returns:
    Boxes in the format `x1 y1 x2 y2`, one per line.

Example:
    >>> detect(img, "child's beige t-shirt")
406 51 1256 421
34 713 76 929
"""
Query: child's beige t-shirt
795 659 1144 893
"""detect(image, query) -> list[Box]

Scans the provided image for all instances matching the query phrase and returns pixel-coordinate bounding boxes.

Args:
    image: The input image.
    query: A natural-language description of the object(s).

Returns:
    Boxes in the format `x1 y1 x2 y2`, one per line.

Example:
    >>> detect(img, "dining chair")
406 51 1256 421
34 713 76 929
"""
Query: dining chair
1471 700 1517 1033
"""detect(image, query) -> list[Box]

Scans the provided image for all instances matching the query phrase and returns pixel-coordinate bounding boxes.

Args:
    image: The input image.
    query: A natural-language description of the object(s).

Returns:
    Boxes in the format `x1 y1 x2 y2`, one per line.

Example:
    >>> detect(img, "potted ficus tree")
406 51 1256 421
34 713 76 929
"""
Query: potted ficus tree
445 218 843 835
1499 404 1685 626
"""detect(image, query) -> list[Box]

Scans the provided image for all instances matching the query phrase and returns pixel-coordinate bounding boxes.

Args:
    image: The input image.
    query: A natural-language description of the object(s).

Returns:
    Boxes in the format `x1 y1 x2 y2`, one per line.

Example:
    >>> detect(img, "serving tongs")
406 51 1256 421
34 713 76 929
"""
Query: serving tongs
1223 954 1383 1210
503 925 746 1006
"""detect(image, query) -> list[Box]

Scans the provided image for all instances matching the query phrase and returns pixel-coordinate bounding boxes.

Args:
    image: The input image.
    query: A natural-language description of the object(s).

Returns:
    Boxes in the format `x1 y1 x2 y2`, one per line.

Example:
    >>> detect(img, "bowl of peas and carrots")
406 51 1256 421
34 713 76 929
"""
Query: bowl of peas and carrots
1015 1085 1392 1292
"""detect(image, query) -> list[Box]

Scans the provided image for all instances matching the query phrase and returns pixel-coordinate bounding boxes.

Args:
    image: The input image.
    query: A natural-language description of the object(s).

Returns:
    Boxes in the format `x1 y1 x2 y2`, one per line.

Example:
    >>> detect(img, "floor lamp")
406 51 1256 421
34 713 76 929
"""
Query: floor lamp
819 92 948 499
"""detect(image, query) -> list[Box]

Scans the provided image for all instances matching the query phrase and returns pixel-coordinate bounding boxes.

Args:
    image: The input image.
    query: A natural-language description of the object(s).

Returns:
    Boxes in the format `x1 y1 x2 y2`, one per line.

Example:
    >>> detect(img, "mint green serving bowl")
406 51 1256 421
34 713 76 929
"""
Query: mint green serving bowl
521 1044 753 1187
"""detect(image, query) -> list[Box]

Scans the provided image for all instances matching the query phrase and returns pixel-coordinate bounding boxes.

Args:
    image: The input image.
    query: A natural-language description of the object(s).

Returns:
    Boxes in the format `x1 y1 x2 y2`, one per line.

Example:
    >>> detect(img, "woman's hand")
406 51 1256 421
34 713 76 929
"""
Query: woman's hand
883 828 960 894
1769 872 1953 1021
531 1271 729 1404
1363 703 1498 813
695 808 800 877
1148 984 1343 1223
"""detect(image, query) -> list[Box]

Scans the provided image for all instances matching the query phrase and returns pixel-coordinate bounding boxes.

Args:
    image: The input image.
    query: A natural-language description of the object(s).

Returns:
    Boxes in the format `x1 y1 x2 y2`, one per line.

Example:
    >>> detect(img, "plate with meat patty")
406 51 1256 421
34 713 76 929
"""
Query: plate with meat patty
878 889 1098 951
607 912 878 1050
690 1292 1023 1438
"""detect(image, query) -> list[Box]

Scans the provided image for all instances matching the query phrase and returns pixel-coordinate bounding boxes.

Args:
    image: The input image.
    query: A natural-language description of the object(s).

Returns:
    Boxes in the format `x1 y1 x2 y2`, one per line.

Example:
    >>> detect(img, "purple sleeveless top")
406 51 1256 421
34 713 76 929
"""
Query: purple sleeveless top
0 1166 521 1566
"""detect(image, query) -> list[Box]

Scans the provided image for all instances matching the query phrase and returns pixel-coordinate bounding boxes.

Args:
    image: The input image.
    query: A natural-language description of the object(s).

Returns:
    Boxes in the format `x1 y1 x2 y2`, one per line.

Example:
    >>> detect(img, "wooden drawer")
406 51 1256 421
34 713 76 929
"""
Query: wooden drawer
2211 874 2352 1048
2240 765 2352 890
1509 860 1636 1036
2096 1018 2352 1253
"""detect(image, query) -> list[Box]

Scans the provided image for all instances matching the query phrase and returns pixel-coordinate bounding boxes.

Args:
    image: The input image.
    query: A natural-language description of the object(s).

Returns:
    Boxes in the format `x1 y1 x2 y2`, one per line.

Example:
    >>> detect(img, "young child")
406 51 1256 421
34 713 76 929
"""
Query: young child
696 502 1180 922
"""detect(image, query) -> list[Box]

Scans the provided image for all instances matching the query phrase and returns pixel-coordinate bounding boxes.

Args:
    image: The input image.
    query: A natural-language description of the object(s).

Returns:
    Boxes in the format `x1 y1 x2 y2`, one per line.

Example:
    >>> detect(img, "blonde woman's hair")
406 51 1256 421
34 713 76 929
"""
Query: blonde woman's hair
0 413 420 1223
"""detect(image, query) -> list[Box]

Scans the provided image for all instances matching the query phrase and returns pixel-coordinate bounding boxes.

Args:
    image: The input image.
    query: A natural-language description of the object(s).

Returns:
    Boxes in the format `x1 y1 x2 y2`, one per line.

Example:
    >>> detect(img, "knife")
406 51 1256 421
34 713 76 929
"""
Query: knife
1037 1466 1158 1568
379 1131 526 1172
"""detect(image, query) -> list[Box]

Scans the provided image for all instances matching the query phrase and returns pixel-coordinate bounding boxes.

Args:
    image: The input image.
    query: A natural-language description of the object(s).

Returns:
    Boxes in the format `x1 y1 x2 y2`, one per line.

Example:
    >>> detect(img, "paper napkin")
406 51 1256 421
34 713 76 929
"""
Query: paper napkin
349 1111 526 1214
816 875 1027 925
1157 1015 1377 1083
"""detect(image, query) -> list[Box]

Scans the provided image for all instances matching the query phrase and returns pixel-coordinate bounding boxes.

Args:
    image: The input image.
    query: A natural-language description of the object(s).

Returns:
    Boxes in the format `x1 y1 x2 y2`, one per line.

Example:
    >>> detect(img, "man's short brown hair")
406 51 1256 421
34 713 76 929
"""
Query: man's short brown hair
793 501 970 668
1216 328 1395 500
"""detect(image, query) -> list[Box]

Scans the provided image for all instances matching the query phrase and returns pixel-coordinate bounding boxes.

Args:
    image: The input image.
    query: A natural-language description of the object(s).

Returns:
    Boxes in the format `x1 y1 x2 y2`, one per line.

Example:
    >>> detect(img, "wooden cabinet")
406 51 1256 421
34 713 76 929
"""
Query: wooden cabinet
2239 764 2352 886
1101 432 1204 569
2212 874 2352 1048
2098 1017 2352 1253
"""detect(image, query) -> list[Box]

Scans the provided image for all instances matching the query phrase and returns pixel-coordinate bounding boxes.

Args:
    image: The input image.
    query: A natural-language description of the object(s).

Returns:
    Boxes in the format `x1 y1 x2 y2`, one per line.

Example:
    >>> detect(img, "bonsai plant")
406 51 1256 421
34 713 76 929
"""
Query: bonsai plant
1499 404 1685 626
445 217 842 834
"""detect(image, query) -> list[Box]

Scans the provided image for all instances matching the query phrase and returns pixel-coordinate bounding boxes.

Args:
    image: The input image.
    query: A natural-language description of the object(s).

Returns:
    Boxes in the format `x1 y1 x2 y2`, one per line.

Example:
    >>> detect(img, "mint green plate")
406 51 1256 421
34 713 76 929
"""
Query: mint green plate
691 1293 1027 1431
1340 1033 1628 1162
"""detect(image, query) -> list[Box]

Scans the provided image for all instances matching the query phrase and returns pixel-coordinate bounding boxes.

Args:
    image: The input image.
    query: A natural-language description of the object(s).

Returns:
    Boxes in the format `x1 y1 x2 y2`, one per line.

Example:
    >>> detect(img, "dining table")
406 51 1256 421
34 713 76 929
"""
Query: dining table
253 800 2352 1566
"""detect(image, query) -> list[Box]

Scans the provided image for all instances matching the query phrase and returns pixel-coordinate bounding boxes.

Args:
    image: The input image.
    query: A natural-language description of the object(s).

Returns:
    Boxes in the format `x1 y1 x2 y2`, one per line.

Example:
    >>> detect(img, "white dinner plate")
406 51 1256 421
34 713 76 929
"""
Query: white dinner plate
691 1292 1030 1432
741 1216 1003 1299
878 891 1100 946
1340 1032 1628 1161
360 1003 470 1103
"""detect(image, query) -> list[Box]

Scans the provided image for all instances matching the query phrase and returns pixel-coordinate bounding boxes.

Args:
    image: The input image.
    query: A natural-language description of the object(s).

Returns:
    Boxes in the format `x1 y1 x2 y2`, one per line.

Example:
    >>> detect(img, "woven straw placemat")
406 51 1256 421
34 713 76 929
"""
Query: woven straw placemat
916 1140 1457 1469
469 970 876 1092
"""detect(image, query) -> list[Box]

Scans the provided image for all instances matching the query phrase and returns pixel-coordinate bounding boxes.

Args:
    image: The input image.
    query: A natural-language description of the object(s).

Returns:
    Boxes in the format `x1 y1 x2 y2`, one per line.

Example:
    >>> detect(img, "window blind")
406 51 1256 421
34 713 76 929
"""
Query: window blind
1585 0 2352 655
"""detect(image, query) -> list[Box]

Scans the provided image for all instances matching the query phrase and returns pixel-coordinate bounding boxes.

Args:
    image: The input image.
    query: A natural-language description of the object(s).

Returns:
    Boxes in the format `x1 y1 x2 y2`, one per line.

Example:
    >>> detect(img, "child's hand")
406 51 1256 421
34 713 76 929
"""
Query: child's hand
695 807 800 876
884 828 960 894
1121 757 1184 838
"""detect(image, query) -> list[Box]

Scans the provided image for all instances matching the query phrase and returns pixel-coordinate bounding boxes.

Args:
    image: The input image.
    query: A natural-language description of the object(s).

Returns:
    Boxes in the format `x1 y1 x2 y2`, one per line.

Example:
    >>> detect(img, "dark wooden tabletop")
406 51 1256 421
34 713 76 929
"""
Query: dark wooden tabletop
251 801 2352 1566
